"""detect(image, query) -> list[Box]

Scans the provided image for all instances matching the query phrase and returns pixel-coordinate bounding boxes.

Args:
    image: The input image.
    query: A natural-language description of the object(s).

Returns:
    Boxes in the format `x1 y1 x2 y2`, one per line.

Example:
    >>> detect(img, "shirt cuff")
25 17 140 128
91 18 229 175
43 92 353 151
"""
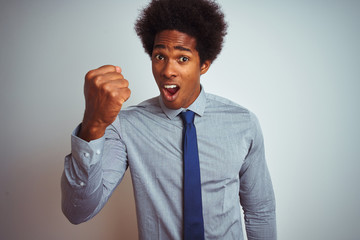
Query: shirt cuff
71 124 105 167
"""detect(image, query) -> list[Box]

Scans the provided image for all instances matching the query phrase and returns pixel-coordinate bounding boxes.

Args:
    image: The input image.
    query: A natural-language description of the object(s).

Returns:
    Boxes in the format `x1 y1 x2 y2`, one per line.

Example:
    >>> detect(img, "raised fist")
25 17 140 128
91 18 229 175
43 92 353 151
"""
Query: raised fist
78 65 131 141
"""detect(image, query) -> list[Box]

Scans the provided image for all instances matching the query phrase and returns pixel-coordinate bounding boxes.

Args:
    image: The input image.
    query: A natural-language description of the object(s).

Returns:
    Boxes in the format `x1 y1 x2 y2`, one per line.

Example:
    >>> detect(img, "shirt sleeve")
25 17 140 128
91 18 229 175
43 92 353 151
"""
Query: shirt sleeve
239 113 277 239
61 117 128 224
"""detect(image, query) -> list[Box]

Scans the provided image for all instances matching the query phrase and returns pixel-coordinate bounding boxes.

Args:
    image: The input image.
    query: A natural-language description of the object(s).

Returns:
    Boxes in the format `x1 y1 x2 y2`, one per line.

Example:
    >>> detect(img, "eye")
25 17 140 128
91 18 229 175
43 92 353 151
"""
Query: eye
179 56 189 62
154 54 164 61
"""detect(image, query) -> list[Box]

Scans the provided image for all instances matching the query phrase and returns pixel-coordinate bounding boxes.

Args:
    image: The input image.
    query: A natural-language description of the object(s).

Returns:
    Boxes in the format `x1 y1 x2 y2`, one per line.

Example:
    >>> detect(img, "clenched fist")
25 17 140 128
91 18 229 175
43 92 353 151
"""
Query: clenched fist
78 65 131 141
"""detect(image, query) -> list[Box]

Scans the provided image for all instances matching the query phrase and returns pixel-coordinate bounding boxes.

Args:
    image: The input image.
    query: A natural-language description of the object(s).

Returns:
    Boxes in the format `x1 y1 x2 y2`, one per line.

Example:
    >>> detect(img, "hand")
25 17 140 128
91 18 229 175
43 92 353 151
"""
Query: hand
78 65 131 141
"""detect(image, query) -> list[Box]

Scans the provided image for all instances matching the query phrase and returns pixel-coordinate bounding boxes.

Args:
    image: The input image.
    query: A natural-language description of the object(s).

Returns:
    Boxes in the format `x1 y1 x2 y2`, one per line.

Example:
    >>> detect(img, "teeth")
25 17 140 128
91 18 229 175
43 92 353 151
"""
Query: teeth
164 85 177 89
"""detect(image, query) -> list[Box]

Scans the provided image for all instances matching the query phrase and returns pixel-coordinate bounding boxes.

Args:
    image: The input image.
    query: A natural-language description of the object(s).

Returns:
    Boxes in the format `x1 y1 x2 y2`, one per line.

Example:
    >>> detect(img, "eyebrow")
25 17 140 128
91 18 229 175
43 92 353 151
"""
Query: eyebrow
153 44 192 53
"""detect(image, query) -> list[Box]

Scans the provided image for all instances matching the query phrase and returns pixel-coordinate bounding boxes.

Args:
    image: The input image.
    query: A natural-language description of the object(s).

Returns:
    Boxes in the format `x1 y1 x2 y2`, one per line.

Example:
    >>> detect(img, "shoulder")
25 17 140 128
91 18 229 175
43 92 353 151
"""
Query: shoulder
115 96 169 128
205 93 253 116
119 96 162 119
110 96 163 133
203 92 263 142
204 92 260 129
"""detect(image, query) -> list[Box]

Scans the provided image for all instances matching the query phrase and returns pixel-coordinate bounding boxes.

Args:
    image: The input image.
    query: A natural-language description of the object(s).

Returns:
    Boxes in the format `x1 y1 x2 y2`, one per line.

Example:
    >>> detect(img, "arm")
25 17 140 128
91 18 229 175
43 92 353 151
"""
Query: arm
61 120 128 224
239 113 277 239
61 65 131 224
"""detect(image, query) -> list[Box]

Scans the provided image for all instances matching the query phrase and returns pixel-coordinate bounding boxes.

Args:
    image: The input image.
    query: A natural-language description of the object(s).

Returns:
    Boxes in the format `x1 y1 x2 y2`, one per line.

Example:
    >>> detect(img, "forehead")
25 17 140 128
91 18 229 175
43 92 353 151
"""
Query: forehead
153 30 197 51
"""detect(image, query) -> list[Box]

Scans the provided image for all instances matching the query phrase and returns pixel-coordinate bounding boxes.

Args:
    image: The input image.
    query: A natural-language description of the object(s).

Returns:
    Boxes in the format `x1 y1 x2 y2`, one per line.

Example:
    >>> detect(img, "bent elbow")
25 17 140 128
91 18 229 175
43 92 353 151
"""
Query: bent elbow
62 204 88 225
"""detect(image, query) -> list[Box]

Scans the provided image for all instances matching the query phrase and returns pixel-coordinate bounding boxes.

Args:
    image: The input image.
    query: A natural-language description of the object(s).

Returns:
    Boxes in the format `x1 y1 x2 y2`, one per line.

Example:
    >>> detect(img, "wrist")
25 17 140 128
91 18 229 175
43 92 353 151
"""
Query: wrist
78 121 107 142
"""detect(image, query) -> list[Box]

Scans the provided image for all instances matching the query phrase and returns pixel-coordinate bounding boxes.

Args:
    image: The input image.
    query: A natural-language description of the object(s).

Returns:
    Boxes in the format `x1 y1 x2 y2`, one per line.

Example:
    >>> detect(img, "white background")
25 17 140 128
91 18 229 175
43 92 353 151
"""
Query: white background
1 0 359 239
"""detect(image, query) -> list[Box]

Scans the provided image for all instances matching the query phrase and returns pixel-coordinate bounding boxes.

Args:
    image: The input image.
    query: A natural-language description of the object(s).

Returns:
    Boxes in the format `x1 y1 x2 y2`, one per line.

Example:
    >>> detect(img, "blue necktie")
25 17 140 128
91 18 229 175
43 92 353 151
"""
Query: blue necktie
180 110 205 240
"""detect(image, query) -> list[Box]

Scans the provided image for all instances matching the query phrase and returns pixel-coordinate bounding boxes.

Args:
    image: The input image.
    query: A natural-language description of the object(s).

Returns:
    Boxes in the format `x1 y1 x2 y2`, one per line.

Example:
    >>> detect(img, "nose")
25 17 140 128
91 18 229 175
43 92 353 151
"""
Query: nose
161 60 177 79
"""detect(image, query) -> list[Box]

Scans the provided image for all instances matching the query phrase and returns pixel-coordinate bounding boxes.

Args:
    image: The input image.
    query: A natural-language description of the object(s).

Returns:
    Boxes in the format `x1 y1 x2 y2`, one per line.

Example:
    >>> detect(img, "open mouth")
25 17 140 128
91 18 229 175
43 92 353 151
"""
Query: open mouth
162 84 180 102
164 84 180 96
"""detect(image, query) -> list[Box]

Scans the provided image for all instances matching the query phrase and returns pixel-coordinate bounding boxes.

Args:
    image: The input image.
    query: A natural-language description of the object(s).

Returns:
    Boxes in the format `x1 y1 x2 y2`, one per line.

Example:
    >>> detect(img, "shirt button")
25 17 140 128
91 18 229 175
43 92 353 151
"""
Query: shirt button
84 152 90 158
79 181 85 187
96 150 101 155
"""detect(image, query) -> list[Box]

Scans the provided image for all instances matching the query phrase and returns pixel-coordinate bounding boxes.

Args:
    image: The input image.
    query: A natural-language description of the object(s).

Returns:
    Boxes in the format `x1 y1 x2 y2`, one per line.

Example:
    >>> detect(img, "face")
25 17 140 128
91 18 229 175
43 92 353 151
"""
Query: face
152 30 211 109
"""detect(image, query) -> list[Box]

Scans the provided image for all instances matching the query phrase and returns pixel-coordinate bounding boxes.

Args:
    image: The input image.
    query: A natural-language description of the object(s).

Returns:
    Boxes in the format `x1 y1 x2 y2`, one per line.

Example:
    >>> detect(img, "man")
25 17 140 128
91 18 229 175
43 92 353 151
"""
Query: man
61 0 276 239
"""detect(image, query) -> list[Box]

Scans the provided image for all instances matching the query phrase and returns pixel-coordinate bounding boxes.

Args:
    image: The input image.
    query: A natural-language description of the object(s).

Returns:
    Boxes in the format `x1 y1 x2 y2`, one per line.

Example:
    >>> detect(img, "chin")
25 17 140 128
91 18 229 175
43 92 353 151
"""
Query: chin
162 98 182 110
164 102 181 110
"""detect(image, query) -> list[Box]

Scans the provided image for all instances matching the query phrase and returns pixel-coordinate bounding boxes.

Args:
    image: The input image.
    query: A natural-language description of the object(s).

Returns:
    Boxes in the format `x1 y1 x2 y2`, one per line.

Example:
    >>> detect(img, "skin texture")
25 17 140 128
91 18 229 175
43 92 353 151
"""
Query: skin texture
78 30 210 141
78 65 131 142
152 30 211 109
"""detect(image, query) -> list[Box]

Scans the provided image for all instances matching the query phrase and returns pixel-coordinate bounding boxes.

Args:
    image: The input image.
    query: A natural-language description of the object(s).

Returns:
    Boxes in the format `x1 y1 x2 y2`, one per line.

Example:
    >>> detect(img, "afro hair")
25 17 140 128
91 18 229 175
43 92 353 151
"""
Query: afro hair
135 0 228 64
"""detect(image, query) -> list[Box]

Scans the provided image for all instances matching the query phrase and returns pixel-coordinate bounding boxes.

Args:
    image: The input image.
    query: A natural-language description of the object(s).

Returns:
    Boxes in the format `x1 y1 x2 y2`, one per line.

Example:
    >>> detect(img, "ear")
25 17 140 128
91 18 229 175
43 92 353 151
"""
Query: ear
200 60 211 75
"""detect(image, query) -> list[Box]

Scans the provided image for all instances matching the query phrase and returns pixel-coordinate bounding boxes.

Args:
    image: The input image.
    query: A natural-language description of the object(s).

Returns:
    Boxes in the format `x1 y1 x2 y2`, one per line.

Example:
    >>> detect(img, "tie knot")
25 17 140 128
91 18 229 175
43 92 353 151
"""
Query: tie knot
180 110 195 124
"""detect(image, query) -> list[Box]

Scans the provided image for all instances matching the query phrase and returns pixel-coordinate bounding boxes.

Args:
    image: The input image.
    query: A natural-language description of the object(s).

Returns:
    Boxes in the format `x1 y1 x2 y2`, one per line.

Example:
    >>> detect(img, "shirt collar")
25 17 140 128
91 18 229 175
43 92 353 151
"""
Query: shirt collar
159 86 206 120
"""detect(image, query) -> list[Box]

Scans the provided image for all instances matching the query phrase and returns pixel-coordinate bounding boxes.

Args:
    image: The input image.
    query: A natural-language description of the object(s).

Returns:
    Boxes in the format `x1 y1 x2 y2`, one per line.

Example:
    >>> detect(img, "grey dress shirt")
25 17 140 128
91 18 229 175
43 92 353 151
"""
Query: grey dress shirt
61 88 276 239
